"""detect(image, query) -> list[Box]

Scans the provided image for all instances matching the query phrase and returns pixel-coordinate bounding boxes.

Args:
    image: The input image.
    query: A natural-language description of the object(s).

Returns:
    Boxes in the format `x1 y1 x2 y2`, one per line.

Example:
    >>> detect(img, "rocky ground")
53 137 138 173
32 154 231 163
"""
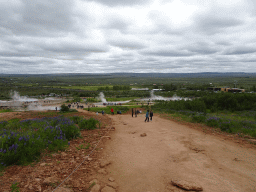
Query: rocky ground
0 111 117 192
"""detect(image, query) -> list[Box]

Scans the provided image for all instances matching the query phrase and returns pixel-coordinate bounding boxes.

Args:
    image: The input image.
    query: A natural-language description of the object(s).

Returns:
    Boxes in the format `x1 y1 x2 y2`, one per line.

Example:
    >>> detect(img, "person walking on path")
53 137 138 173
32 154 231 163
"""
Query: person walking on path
145 110 149 122
135 108 137 117
132 108 134 117
150 110 153 121
111 108 114 115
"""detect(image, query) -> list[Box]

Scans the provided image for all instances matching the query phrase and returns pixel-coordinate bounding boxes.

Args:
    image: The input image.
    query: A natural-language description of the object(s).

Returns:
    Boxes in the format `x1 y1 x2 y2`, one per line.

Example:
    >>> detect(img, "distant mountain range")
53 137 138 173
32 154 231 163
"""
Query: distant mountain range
1 72 256 78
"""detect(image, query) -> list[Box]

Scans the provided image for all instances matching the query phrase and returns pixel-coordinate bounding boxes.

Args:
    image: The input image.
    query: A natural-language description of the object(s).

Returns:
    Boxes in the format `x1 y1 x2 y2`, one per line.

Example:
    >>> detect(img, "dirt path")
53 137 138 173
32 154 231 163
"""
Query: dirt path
99 113 256 192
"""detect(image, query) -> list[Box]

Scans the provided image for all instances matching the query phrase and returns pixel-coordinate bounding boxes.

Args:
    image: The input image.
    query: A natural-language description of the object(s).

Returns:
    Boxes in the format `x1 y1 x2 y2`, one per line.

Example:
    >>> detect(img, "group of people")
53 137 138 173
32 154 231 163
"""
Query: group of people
68 102 84 109
144 110 153 122
131 108 153 122
131 108 141 117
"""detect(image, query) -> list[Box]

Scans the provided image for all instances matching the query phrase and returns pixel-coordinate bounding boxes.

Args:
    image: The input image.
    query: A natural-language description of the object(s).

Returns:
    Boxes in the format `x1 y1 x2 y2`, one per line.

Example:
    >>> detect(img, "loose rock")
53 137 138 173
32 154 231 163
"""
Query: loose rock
54 187 74 192
102 136 111 139
35 178 41 182
90 184 101 192
89 179 99 185
140 133 147 137
108 177 115 182
100 160 111 168
43 177 59 185
61 152 67 156
98 169 107 175
171 179 203 191
107 182 118 189
101 186 116 192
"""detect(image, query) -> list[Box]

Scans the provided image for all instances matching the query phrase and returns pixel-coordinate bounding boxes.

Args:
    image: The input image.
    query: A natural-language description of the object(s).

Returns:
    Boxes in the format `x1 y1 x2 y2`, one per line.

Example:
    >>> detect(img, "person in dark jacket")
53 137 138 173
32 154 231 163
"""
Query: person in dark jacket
150 110 153 121
132 108 134 117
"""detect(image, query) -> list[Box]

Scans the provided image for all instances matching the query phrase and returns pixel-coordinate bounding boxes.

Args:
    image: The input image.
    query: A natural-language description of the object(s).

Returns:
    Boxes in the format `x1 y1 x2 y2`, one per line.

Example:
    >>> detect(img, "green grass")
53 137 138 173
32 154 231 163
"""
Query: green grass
0 109 13 113
86 105 138 114
10 182 20 192
155 109 256 138
106 97 139 102
43 85 113 91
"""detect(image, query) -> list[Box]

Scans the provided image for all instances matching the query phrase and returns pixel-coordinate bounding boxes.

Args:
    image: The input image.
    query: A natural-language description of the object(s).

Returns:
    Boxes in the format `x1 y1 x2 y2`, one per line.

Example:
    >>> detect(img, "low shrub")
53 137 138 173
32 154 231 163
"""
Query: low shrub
192 114 206 123
69 116 83 124
205 116 221 127
78 118 99 130
60 104 69 112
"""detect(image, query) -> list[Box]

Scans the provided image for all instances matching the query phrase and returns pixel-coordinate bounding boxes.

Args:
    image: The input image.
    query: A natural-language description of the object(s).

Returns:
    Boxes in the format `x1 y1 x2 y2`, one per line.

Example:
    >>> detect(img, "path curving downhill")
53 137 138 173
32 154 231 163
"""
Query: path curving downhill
98 112 256 192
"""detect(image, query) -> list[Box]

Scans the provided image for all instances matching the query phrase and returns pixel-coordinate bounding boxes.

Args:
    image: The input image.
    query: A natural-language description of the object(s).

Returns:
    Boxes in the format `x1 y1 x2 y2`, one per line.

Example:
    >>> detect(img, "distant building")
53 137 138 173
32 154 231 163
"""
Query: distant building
221 87 245 93
131 88 149 91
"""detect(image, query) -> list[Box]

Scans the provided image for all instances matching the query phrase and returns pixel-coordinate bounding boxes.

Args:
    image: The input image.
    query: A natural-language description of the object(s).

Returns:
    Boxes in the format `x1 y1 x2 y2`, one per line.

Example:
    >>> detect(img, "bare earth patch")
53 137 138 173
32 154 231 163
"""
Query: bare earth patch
1 110 256 192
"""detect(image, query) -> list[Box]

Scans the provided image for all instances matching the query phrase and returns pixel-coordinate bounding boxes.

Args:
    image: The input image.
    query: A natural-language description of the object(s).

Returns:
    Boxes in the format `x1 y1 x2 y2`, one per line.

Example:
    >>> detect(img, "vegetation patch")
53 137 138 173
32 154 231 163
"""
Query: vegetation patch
86 105 137 114
0 115 100 171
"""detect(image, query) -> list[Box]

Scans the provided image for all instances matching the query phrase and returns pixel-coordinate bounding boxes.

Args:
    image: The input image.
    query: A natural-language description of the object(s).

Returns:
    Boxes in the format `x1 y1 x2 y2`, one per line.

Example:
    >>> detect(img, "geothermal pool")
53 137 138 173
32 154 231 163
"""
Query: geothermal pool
0 91 64 111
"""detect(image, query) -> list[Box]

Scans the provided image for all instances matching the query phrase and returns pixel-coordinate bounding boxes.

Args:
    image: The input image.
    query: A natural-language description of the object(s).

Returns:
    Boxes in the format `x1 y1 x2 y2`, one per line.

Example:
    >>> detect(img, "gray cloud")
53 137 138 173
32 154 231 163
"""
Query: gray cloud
185 42 219 55
140 48 193 57
193 5 245 35
85 0 152 7
0 0 76 37
0 0 256 74
223 46 256 55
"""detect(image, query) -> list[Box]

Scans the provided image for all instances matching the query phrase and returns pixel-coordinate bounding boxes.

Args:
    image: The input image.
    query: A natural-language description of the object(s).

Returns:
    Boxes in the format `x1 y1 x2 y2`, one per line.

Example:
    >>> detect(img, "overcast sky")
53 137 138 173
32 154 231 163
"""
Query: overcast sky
1 0 256 74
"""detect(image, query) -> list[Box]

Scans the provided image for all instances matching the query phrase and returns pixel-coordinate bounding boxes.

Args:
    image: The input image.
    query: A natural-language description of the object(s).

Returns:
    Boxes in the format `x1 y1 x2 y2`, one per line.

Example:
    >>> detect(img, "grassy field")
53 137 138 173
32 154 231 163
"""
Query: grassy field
106 97 139 102
150 108 256 138
42 85 114 91
0 109 13 113
86 105 139 114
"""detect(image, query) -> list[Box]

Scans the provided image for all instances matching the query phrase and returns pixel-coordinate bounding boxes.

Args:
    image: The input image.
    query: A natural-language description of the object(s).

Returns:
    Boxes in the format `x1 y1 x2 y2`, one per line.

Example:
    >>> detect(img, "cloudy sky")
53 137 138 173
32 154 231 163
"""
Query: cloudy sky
1 0 256 74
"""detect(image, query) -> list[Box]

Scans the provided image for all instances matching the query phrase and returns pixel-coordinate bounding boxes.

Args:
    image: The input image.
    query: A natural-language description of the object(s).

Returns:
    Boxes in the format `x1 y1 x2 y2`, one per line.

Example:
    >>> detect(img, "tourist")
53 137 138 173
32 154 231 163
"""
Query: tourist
132 108 134 117
135 108 137 117
111 108 114 115
145 110 149 122
150 110 153 121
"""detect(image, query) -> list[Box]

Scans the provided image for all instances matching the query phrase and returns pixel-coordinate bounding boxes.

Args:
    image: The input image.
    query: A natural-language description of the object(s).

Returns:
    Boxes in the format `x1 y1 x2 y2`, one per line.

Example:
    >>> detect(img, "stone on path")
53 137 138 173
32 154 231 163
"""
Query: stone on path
108 177 115 182
43 176 59 184
101 186 116 192
54 187 74 192
171 179 203 191
89 179 99 185
140 133 147 137
90 184 101 192
98 168 107 174
61 152 67 156
100 160 111 168
107 182 118 189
